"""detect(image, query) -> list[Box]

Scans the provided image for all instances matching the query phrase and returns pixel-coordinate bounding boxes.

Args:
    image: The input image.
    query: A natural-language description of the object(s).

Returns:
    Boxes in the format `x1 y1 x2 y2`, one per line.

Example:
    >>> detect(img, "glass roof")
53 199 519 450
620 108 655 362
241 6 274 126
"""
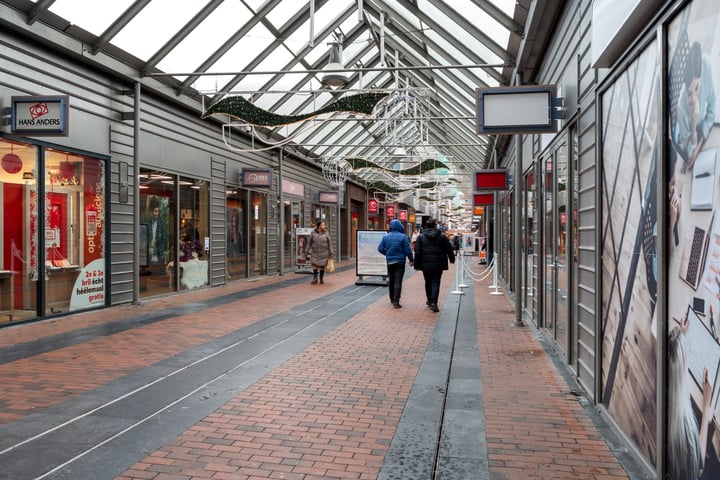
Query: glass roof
11 0 525 209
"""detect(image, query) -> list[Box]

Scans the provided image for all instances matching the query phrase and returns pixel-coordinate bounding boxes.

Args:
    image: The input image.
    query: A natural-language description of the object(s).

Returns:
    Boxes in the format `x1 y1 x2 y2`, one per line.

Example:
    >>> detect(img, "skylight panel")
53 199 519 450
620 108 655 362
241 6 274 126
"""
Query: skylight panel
209 23 276 74
111 0 201 61
48 0 134 36
265 0 297 29
156 1 252 77
490 0 517 17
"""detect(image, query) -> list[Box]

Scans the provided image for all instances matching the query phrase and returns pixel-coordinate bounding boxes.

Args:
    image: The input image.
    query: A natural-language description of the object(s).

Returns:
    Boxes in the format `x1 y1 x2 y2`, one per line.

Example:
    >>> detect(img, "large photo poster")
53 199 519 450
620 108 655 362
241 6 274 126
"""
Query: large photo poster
142 194 169 267
600 40 659 465
666 1 720 478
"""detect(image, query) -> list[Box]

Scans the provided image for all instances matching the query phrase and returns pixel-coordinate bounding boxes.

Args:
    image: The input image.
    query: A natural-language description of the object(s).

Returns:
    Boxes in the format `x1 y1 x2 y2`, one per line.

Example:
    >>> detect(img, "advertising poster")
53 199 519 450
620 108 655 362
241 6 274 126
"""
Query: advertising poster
69 258 105 311
462 233 475 251
666 1 720 477
142 194 169 266
296 227 312 267
600 35 658 464
356 230 387 277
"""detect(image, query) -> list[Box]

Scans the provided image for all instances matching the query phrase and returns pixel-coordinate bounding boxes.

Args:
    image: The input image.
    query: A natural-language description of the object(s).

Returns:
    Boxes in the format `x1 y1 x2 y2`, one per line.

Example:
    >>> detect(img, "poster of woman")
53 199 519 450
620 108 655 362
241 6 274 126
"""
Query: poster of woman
296 228 311 266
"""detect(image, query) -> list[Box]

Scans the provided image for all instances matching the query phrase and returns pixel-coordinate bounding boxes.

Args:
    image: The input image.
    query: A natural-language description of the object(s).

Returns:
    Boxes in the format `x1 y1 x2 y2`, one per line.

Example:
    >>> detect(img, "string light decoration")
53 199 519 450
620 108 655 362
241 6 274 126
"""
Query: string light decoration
202 92 389 126
322 157 351 187
345 157 448 175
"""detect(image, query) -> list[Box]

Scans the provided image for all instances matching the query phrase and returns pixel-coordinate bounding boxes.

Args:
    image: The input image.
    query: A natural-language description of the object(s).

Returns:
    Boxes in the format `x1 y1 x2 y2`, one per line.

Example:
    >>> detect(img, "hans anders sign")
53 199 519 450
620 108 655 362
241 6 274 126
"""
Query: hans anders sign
11 95 69 136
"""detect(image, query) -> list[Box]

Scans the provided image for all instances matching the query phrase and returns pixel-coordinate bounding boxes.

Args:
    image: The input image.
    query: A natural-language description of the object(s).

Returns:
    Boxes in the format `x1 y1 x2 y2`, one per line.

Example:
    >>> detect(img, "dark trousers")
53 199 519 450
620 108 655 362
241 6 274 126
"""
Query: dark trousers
422 269 443 305
387 262 406 303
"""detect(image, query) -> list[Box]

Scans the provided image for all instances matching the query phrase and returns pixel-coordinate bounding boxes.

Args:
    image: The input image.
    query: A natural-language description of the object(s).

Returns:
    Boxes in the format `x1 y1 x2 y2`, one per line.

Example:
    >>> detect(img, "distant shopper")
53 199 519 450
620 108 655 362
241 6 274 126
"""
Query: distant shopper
377 219 414 308
451 234 461 254
411 228 420 251
307 221 334 284
413 219 455 312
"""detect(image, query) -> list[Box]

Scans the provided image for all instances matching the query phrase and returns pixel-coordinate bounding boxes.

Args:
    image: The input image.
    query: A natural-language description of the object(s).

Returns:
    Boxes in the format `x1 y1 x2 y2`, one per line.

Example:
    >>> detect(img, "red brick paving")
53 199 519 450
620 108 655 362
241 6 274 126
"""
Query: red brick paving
474 274 630 479
118 272 440 480
0 260 633 479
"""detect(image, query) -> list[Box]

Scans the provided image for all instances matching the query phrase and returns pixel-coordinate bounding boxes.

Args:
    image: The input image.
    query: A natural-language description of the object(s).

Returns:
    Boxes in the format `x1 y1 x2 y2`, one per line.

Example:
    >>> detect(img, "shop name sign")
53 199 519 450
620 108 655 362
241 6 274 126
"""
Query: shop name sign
11 95 69 136
318 191 339 204
241 168 272 188
368 199 379 213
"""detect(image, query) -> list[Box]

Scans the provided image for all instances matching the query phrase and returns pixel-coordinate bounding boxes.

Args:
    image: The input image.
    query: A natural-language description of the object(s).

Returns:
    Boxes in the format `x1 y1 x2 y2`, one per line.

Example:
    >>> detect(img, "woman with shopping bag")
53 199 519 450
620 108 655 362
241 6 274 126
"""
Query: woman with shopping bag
307 221 334 284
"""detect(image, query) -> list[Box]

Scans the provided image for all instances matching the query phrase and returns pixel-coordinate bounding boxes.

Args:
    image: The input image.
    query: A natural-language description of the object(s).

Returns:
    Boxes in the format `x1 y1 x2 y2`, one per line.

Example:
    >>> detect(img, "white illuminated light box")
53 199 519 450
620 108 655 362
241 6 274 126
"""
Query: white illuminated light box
475 86 560 135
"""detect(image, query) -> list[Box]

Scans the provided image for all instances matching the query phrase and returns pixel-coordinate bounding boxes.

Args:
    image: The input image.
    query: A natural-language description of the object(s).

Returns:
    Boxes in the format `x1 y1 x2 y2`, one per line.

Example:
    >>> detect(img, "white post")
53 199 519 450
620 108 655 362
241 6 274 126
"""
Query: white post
458 252 468 288
490 252 503 295
451 252 464 295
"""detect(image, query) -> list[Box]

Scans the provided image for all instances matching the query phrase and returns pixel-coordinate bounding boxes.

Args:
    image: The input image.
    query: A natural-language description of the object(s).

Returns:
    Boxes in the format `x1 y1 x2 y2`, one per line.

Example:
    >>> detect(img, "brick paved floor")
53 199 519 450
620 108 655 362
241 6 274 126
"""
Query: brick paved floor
474 275 632 480
0 260 645 479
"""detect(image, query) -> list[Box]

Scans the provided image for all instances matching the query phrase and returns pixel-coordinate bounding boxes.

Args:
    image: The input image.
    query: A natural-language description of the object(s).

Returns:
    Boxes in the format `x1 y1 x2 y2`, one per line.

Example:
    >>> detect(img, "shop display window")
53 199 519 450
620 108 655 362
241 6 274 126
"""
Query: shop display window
0 140 107 322
43 149 106 315
0 139 39 323
139 170 209 296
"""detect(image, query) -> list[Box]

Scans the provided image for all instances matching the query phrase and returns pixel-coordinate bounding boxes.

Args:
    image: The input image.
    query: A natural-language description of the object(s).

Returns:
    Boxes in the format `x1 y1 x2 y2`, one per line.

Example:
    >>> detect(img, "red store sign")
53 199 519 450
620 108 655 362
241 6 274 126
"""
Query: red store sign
368 199 379 214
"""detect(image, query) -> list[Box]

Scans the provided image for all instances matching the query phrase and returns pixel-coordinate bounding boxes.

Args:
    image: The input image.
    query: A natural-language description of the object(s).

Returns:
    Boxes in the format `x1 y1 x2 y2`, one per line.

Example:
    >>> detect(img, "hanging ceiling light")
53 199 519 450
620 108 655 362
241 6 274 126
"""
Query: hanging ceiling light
2 144 23 174
392 146 407 157
321 41 348 88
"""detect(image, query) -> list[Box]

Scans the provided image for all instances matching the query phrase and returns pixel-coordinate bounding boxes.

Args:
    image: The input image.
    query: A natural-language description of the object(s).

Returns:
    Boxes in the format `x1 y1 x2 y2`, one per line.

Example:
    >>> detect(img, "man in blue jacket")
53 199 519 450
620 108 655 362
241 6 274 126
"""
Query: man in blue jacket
377 219 414 308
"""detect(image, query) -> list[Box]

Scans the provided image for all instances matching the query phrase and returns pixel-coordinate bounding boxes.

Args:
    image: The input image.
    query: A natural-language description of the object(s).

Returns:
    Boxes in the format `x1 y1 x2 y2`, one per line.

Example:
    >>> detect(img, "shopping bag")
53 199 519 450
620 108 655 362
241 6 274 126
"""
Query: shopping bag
326 258 335 273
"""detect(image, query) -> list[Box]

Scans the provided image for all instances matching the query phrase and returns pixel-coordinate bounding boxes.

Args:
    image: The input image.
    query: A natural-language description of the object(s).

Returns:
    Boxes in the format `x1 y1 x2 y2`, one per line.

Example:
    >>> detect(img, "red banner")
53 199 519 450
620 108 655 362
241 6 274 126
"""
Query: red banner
474 169 508 190
474 193 494 206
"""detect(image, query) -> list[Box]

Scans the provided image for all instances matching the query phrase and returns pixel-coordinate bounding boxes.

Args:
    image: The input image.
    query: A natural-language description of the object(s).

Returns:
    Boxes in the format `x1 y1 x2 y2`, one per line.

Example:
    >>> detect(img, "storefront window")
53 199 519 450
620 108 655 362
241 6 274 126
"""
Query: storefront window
1 139 39 323
226 189 248 280
283 200 304 271
43 148 106 316
139 169 176 297
250 192 267 276
0 141 107 322
178 176 209 290
139 170 209 295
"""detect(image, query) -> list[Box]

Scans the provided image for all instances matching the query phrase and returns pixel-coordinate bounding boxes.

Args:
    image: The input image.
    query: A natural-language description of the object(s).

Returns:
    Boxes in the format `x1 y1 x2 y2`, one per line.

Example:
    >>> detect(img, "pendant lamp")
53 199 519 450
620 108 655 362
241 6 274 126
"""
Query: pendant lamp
321 42 348 88
60 156 75 180
1 144 22 174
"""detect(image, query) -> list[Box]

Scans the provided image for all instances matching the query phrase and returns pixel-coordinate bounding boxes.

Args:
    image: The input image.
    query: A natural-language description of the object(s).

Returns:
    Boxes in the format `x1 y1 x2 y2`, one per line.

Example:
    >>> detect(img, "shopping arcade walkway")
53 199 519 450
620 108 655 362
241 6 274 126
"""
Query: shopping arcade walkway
0 258 650 479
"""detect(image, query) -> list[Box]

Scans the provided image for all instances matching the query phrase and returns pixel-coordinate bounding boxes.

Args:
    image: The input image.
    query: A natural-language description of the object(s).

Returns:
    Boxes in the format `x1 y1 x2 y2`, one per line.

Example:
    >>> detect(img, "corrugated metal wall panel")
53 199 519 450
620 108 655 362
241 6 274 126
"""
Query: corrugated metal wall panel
210 158 227 286
109 124 136 305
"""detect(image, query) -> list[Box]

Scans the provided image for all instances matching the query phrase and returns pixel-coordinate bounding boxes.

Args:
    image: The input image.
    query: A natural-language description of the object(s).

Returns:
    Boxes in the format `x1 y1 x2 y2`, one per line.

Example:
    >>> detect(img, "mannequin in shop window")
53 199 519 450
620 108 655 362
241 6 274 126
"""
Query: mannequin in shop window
180 222 202 262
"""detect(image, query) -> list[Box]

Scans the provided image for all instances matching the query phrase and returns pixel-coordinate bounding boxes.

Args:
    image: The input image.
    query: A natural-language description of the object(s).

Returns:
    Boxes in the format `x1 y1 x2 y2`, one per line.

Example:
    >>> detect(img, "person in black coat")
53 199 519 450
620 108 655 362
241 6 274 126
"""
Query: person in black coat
413 219 455 312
